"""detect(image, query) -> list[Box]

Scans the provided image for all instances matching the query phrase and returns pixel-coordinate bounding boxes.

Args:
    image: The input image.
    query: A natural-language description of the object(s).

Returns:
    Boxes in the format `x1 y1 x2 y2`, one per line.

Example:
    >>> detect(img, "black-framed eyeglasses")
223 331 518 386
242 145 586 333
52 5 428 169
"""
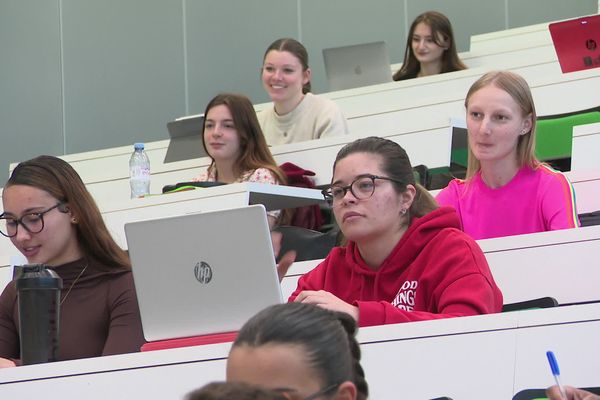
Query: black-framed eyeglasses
0 203 65 238
321 174 404 205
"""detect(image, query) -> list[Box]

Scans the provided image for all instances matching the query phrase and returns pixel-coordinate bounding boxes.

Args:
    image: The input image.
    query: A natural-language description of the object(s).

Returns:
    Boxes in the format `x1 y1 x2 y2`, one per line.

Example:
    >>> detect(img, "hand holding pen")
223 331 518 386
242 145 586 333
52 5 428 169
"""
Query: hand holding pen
547 351 567 399
545 350 600 400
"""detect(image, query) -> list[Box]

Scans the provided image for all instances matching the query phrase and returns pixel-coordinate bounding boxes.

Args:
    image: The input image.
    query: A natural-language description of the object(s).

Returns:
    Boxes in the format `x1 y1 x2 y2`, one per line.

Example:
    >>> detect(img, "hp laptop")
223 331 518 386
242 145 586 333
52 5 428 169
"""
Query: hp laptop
549 14 600 73
125 204 283 342
323 41 393 91
163 114 207 163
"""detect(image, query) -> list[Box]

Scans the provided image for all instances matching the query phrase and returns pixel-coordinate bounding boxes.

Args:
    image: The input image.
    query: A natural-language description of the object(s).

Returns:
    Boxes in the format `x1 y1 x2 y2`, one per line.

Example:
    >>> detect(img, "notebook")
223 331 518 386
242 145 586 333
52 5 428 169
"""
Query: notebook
323 41 393 91
549 14 600 73
124 204 283 342
163 114 207 163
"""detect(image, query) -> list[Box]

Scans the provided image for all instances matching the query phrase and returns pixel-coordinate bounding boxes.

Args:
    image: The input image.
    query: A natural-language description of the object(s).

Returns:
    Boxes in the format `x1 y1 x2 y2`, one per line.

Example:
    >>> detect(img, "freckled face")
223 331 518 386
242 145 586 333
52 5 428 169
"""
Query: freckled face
331 153 405 245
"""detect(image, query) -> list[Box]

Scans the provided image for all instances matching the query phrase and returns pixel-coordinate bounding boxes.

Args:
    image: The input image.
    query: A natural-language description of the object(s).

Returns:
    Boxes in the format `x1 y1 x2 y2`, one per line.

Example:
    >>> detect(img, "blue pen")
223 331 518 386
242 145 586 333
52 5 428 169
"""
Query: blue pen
546 351 568 400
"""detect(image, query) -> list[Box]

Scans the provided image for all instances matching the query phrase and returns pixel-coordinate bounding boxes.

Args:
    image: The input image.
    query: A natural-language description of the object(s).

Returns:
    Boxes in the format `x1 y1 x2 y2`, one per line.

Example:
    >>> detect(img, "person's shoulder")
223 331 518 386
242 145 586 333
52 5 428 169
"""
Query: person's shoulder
256 106 274 123
430 226 489 271
246 168 279 184
436 177 467 199
314 245 348 269
304 93 340 112
534 164 571 184
192 170 210 182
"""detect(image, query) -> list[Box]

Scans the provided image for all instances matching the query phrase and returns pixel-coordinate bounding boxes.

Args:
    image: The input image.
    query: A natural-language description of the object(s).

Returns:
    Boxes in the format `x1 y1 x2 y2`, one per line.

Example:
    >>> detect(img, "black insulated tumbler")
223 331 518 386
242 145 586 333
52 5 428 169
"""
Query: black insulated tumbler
15 264 63 365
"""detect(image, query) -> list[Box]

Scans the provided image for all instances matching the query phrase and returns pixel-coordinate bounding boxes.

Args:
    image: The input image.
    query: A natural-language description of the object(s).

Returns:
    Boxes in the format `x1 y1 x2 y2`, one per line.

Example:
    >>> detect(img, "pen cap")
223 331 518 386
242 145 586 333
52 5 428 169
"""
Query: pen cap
546 350 561 375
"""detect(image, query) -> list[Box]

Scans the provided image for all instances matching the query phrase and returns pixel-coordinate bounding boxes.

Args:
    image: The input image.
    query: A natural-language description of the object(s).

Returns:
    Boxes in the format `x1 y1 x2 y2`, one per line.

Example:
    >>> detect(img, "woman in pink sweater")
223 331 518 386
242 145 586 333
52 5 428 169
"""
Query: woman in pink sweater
436 71 579 240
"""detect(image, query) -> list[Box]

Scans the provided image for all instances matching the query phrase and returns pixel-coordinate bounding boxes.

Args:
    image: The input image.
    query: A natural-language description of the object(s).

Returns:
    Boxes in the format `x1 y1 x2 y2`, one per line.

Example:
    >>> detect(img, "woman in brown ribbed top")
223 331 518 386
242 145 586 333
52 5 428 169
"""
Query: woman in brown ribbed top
0 155 145 367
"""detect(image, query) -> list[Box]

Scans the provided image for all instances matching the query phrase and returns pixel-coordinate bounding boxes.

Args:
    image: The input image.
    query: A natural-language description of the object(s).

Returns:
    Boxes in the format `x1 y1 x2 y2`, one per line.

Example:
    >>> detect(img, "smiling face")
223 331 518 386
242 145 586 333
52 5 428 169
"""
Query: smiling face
203 104 242 164
261 50 310 110
466 84 533 168
2 184 81 266
411 22 447 67
331 152 408 245
227 344 325 400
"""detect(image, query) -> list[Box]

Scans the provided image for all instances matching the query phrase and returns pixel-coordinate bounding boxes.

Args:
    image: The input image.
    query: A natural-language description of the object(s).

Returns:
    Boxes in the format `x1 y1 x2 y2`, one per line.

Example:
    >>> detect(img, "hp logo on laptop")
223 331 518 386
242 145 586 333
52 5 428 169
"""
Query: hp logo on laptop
194 261 213 284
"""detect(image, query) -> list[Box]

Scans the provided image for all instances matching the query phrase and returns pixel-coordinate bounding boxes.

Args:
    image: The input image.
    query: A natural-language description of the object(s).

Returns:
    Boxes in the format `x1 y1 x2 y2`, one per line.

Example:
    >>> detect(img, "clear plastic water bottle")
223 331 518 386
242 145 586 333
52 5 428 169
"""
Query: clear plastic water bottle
129 142 151 198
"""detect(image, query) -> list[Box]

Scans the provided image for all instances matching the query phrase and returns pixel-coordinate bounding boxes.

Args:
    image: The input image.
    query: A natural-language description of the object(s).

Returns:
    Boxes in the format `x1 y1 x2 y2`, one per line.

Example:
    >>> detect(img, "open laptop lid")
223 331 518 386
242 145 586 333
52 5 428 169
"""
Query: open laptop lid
125 204 283 342
549 14 600 73
163 114 207 163
323 41 393 91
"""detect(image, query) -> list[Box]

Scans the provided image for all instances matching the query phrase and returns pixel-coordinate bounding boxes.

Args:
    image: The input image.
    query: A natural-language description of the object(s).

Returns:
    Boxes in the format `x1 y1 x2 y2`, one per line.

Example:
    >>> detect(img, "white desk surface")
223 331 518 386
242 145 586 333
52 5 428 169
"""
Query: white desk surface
0 303 598 400
572 122 600 172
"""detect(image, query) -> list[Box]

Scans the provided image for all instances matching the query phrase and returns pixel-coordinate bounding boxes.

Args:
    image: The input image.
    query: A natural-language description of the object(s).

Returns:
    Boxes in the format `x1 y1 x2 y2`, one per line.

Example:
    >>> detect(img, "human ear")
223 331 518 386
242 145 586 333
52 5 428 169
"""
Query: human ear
401 184 417 211
333 381 357 400
303 68 312 85
521 113 533 135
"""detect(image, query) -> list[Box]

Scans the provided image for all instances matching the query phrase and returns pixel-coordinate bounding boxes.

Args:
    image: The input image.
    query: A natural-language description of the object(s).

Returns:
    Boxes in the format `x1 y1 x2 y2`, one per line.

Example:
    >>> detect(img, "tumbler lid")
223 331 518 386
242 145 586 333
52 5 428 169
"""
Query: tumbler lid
15 264 63 290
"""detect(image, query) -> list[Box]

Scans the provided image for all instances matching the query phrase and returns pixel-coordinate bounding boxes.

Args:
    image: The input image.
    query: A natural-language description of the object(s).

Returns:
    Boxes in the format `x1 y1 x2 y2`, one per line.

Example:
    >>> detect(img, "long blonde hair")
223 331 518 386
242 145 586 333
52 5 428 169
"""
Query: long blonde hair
465 71 539 179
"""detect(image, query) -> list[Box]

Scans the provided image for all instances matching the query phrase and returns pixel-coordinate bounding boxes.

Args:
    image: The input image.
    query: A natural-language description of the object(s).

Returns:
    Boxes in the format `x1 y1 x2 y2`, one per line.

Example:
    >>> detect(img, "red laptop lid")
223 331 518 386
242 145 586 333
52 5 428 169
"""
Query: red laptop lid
549 14 600 73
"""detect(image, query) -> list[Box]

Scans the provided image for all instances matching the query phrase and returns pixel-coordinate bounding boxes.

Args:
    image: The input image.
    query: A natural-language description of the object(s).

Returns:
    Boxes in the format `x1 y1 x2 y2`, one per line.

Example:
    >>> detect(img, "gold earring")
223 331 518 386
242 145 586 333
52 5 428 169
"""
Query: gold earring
71 217 78 224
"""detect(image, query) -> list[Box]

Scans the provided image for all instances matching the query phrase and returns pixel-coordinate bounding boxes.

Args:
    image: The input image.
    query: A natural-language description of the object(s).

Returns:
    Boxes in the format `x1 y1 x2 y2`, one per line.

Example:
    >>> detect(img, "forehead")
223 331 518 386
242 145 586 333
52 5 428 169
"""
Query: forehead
2 185 57 213
264 50 302 66
227 344 322 391
413 22 433 36
206 104 233 120
333 152 384 182
467 84 524 113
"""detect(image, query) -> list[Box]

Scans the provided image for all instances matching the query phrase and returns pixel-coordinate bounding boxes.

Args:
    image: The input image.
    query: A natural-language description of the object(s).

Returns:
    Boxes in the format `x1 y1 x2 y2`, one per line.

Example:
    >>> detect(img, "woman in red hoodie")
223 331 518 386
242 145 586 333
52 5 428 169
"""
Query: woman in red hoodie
289 136 503 327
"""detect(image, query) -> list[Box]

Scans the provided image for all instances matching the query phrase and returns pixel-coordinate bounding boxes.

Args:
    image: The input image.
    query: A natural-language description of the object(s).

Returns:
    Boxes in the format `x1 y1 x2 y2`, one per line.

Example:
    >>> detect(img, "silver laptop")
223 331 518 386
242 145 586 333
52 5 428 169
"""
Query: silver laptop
124 204 283 342
163 114 207 163
323 41 393 91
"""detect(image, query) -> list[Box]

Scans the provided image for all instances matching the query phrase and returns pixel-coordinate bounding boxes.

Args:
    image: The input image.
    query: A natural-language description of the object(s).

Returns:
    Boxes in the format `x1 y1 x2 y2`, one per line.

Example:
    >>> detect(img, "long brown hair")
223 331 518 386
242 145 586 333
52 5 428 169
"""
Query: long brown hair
263 38 311 94
6 155 130 270
333 136 438 226
464 71 538 179
202 93 286 185
393 11 466 81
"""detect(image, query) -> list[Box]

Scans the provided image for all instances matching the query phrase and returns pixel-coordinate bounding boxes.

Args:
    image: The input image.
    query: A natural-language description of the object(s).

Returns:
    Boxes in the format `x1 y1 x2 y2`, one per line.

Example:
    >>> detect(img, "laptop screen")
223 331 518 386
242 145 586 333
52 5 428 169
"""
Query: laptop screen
164 114 207 163
323 41 393 91
549 14 600 73
125 204 283 341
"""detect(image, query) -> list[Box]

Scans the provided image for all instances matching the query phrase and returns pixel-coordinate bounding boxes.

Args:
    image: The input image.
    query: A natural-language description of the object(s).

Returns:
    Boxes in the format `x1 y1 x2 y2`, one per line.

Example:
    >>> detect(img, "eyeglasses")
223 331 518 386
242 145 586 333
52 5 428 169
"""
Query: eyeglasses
0 203 65 238
321 174 404 205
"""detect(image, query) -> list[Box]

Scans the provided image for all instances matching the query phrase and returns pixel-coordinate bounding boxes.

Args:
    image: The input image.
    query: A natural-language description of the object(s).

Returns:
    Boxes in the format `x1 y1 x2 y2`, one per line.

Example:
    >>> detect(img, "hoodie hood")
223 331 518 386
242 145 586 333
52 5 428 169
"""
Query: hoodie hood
345 206 461 277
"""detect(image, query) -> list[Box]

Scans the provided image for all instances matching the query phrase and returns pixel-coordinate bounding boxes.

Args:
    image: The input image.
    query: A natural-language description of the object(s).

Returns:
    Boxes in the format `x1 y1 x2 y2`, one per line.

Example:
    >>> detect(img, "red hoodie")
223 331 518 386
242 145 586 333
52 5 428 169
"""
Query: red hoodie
289 207 503 327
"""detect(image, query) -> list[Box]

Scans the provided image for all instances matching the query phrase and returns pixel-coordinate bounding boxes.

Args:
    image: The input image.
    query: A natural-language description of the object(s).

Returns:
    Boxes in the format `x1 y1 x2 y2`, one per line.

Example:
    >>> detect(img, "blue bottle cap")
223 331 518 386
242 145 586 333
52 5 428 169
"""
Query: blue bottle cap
134 143 145 150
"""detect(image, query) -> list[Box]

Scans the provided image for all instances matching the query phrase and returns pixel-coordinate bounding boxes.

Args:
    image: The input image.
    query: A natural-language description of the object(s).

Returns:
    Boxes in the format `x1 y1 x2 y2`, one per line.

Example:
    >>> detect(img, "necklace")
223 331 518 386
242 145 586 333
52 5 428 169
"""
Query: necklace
60 263 88 306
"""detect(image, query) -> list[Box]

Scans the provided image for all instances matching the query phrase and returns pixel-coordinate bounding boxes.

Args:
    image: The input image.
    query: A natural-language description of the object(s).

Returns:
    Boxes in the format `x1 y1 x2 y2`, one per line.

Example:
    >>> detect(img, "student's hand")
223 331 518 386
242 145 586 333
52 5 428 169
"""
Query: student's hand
277 251 296 282
270 230 296 281
271 230 283 259
294 290 359 321
547 385 600 400
0 357 16 368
